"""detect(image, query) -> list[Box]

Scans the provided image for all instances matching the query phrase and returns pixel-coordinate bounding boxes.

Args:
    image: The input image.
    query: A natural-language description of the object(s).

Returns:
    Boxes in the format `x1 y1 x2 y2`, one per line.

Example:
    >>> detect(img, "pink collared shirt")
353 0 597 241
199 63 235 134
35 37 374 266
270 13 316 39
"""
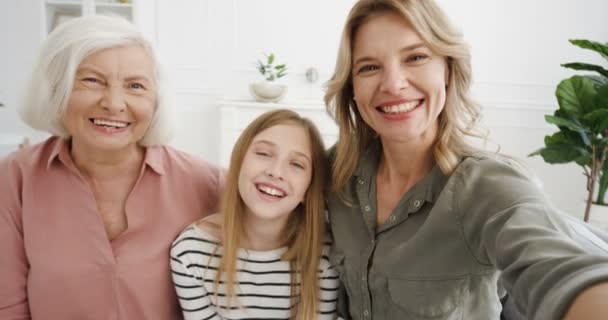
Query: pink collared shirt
0 137 224 320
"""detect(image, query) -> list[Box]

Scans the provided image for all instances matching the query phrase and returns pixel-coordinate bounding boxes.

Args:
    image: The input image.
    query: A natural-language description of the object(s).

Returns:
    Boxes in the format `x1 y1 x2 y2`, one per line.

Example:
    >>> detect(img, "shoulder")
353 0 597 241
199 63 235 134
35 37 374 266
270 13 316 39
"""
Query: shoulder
450 153 547 208
456 153 526 175
1 136 57 169
171 218 221 256
153 145 225 187
455 153 537 185
155 145 218 172
0 137 57 187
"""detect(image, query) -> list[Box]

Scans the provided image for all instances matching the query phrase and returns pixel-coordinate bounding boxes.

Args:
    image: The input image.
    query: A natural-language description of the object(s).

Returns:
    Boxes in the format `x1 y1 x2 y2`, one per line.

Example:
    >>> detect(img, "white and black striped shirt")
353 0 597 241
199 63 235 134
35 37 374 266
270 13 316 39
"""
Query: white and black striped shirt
171 225 339 320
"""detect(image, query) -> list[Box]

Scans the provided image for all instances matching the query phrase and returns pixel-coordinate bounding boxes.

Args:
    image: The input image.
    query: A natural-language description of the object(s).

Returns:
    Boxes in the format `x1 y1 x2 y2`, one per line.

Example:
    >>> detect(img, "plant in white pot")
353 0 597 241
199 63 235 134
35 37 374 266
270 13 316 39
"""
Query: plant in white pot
530 39 608 228
249 53 288 103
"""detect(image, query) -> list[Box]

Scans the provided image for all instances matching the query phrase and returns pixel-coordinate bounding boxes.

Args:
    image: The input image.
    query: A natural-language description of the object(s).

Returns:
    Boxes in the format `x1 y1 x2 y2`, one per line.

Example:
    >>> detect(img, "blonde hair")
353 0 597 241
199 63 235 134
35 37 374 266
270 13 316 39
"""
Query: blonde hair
324 0 487 193
214 109 327 319
19 15 174 146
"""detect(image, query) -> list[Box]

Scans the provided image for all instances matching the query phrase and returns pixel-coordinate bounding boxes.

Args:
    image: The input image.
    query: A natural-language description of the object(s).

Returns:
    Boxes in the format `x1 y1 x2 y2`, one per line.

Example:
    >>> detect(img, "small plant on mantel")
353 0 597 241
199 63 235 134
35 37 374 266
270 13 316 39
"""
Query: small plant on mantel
256 53 288 81
530 39 608 222
250 53 289 103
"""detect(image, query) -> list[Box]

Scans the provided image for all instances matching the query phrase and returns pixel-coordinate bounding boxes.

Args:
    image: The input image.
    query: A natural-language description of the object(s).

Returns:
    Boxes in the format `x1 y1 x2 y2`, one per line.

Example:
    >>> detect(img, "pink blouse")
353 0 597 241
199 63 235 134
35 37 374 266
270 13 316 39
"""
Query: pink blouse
0 137 224 320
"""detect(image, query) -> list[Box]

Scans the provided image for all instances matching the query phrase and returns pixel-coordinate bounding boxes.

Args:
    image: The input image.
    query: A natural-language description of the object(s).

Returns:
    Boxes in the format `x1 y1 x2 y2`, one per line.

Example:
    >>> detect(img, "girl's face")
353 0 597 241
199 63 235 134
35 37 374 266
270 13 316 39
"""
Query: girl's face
238 123 313 225
351 12 449 145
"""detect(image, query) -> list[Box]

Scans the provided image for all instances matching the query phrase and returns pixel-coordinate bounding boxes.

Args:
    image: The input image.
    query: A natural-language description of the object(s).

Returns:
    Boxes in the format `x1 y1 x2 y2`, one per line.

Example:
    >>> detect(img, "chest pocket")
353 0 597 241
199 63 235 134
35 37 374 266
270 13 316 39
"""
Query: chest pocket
387 276 465 319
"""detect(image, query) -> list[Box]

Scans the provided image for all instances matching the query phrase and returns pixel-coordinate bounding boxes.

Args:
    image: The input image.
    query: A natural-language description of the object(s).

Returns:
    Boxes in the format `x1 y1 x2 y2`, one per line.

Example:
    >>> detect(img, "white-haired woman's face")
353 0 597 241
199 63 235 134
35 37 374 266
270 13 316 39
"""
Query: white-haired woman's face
351 12 449 144
62 45 156 154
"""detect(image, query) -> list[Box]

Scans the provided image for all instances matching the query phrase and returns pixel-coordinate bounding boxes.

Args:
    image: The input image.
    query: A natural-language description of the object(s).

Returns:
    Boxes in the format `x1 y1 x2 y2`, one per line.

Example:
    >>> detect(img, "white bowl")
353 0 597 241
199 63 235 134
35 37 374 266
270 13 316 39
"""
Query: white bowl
249 81 288 102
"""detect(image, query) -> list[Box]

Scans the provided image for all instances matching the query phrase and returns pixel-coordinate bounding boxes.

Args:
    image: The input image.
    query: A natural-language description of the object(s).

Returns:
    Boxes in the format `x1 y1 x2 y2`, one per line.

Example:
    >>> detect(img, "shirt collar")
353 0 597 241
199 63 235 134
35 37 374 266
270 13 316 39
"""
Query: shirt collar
46 137 166 176
425 165 448 204
354 138 448 205
355 138 382 180
144 145 165 175
46 137 72 169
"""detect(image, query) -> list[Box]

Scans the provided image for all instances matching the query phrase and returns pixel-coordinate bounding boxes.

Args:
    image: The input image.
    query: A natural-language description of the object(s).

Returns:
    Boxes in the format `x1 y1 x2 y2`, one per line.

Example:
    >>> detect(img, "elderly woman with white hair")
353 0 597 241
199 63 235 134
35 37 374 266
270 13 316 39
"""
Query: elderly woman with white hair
0 16 223 319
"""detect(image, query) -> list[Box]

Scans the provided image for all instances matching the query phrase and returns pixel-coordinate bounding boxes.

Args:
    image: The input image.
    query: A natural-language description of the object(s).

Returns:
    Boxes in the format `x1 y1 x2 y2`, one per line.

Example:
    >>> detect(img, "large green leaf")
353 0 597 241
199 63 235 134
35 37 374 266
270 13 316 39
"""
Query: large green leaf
544 130 585 147
583 109 608 123
595 86 608 131
569 39 608 60
544 132 568 146
556 76 598 115
531 144 589 163
575 156 592 167
545 115 585 131
597 120 608 133
562 63 608 78
550 110 592 146
588 75 608 88
596 84 608 108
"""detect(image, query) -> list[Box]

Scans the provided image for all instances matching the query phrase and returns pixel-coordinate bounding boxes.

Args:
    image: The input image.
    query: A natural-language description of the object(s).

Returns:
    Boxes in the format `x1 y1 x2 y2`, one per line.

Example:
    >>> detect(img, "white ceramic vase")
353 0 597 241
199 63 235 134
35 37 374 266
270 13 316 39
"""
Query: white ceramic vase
249 81 287 103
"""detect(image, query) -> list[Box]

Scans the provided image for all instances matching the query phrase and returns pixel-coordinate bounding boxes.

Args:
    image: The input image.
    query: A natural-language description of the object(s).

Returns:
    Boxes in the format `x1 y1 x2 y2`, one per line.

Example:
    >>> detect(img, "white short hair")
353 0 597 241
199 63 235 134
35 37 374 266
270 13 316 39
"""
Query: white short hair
19 15 174 146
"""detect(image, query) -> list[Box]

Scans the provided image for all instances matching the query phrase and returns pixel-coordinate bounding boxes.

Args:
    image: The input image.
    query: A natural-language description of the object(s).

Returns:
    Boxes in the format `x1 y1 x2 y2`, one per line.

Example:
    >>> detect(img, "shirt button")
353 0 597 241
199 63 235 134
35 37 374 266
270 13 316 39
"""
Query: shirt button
414 200 421 207
389 215 396 222
364 310 369 316
358 179 365 185
364 205 371 212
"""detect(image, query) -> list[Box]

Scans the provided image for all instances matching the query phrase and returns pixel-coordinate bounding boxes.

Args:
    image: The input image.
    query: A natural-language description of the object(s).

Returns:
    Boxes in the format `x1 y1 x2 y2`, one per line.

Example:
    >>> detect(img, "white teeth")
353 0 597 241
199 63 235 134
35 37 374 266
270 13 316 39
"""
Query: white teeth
258 185 285 197
93 119 128 128
380 101 420 114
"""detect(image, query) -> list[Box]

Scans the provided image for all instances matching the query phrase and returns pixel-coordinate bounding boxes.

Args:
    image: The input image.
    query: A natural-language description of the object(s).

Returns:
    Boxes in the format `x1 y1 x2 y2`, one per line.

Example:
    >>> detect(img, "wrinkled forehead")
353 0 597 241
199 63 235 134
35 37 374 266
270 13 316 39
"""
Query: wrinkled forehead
77 44 156 80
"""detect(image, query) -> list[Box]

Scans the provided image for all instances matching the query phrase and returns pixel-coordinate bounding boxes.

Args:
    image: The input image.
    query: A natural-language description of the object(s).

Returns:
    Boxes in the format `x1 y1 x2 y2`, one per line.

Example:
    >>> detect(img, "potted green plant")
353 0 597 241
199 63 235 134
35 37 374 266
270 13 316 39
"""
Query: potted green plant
530 39 608 226
249 53 288 103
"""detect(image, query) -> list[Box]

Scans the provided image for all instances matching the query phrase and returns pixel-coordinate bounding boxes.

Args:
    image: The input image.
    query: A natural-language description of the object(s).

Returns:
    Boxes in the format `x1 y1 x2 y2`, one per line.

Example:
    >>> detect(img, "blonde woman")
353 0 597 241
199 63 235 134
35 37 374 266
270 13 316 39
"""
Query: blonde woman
325 1 608 319
171 109 338 319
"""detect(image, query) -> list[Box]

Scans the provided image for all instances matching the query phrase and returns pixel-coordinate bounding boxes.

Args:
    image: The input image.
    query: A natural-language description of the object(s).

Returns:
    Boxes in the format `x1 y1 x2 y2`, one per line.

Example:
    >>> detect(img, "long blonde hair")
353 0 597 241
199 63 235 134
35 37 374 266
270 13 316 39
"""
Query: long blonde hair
324 0 487 193
215 109 327 319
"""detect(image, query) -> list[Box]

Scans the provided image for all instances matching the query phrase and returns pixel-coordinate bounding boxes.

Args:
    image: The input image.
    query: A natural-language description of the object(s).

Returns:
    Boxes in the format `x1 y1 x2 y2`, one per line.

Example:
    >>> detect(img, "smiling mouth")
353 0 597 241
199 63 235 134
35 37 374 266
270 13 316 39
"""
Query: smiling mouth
256 184 286 198
377 100 423 114
90 118 131 129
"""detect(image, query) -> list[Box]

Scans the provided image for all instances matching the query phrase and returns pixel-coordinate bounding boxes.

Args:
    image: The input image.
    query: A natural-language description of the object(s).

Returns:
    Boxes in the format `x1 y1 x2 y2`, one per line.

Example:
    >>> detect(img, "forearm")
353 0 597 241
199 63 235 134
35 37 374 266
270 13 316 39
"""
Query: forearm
564 282 608 320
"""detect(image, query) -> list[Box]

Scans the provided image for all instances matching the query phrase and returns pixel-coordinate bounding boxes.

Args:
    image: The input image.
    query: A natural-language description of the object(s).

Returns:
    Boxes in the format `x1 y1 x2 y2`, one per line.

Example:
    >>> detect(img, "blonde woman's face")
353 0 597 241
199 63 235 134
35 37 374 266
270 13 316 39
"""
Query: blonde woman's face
238 123 313 226
351 12 449 145
62 45 156 155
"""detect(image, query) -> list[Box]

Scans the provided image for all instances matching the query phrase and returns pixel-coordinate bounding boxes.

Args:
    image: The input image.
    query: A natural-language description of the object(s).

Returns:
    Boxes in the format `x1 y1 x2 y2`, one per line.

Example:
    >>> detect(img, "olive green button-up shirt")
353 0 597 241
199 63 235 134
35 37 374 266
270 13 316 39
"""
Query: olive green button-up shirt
328 141 608 320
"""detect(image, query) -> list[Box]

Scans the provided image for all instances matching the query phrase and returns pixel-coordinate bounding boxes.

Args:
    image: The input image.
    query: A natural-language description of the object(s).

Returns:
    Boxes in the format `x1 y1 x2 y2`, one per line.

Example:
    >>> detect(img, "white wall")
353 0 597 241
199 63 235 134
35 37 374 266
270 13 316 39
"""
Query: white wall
0 0 44 139
1 0 608 217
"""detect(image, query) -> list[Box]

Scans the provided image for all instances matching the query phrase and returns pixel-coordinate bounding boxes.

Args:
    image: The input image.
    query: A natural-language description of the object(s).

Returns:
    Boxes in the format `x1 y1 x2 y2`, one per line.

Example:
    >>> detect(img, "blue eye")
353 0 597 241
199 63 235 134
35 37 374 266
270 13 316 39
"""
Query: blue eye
129 83 146 90
407 54 428 63
83 77 100 83
358 65 379 74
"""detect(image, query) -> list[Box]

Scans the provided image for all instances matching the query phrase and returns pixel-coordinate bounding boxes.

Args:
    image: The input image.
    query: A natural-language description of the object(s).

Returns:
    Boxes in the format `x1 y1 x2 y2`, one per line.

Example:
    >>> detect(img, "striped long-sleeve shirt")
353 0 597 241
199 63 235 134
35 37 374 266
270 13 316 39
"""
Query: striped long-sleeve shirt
170 225 339 320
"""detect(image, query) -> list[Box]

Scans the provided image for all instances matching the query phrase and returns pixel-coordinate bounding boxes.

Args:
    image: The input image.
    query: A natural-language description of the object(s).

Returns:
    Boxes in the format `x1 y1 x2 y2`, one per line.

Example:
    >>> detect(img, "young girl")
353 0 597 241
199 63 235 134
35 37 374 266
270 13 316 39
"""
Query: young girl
171 109 338 319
